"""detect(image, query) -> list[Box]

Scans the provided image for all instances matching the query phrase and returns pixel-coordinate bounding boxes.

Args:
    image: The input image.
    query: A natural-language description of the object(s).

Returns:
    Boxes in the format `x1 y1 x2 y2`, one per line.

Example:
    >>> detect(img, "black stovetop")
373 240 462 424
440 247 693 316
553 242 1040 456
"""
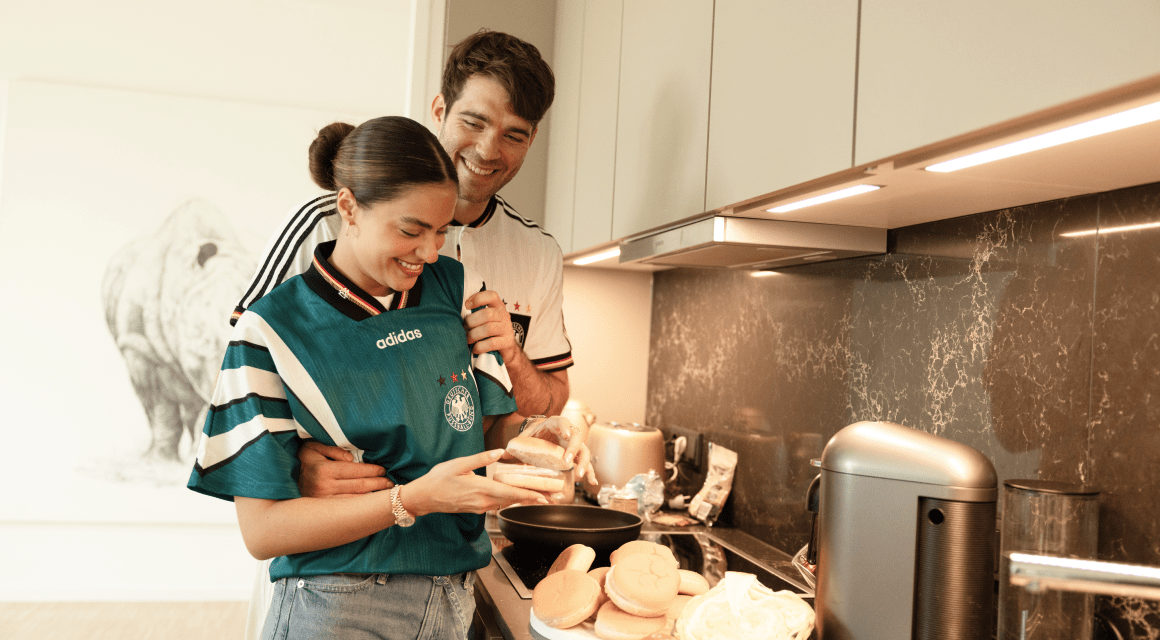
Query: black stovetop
490 530 802 599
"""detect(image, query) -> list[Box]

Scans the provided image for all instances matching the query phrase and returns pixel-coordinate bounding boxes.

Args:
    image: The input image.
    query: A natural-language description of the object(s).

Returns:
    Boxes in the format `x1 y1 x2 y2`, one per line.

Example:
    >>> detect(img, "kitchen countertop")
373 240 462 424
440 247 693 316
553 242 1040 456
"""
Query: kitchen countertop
473 510 812 640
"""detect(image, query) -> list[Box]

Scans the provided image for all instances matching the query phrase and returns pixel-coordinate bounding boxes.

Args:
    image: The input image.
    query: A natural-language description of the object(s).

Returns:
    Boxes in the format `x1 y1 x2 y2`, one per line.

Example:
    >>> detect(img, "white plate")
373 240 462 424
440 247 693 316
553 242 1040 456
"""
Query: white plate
528 611 600 640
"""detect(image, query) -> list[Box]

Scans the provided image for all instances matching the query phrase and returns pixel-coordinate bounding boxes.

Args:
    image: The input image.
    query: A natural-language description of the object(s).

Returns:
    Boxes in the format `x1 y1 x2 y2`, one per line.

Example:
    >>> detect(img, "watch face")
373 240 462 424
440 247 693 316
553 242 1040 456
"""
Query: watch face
393 487 416 527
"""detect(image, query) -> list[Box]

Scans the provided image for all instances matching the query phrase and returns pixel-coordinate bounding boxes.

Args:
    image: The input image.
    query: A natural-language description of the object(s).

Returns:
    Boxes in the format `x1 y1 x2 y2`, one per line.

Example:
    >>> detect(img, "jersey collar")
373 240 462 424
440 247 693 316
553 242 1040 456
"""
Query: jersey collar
452 196 498 229
303 241 423 321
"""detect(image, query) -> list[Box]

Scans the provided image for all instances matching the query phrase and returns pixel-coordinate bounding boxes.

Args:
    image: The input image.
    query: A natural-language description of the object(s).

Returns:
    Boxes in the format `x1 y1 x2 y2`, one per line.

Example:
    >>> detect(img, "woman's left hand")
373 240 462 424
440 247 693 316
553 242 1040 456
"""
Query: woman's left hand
521 416 597 487
404 449 550 516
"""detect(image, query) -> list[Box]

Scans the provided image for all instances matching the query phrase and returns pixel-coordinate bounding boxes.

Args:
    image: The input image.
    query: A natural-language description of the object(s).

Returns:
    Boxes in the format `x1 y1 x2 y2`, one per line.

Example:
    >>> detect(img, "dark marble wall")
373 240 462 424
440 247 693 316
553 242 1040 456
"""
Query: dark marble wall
647 181 1160 638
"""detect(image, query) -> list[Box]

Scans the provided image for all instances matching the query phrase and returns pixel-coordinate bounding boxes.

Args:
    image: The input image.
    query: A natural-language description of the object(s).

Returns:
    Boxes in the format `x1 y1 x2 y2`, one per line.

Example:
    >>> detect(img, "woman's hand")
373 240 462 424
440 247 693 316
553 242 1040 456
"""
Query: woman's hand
521 416 597 488
403 449 551 517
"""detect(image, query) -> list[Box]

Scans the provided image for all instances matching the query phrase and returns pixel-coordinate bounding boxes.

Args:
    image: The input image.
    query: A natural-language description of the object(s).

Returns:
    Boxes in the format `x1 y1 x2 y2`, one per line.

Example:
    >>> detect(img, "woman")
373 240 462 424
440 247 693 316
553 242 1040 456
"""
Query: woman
188 116 550 639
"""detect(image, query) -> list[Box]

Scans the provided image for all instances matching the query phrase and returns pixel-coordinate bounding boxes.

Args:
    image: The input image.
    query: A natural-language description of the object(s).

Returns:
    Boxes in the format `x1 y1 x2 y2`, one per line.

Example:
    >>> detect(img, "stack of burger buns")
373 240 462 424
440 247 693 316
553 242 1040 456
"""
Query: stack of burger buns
493 435 575 503
531 540 712 640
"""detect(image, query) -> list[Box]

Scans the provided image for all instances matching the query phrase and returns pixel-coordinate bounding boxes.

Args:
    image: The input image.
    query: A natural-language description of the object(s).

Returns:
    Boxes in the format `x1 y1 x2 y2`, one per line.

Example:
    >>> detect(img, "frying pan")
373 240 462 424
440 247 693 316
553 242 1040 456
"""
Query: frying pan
497 504 642 550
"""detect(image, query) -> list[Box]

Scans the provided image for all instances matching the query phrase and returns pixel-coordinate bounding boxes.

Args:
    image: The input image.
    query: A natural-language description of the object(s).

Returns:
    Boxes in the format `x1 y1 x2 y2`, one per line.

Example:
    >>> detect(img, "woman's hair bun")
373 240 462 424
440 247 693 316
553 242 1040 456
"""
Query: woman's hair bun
308 122 356 190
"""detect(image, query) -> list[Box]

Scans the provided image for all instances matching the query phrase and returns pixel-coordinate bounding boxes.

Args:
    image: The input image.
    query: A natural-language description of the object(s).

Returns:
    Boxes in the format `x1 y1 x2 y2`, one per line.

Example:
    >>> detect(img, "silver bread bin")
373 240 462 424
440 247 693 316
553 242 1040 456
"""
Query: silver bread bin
815 421 998 640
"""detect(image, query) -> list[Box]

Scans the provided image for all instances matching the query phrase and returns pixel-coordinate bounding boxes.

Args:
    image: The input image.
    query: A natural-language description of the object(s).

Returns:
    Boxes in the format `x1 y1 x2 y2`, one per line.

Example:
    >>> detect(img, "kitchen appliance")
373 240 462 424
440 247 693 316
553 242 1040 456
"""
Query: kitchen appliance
496 504 642 550
998 479 1100 640
584 422 667 499
561 398 596 431
815 421 998 640
617 216 886 269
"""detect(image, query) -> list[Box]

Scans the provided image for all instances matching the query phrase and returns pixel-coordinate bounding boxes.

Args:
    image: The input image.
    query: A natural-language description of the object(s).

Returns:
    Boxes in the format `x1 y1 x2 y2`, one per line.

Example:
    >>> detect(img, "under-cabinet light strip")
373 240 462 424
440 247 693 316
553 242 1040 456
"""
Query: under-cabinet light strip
573 248 621 265
767 184 881 213
1060 221 1160 238
927 100 1160 173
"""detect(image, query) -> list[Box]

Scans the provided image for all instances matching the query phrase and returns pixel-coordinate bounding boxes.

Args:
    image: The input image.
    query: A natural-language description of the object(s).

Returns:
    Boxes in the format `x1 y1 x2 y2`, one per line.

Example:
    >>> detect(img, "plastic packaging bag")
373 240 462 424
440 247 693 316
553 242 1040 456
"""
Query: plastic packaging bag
688 442 738 527
627 470 665 518
674 572 815 640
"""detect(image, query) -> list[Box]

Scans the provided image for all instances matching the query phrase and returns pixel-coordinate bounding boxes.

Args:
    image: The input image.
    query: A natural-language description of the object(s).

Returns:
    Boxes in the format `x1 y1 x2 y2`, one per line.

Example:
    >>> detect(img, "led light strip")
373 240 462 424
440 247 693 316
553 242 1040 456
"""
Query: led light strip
1060 221 1160 238
573 247 621 265
767 184 881 213
927 100 1160 173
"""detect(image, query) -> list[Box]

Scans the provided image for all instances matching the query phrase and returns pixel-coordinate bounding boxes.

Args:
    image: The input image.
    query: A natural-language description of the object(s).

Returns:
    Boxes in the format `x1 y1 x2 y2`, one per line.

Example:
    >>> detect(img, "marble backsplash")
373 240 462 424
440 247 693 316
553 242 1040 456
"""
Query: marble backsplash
647 180 1160 638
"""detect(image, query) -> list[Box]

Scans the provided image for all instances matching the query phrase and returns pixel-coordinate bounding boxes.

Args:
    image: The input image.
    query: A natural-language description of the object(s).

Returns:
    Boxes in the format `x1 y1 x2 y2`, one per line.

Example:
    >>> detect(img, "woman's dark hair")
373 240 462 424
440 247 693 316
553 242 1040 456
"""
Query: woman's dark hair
441 29 555 128
308 116 457 207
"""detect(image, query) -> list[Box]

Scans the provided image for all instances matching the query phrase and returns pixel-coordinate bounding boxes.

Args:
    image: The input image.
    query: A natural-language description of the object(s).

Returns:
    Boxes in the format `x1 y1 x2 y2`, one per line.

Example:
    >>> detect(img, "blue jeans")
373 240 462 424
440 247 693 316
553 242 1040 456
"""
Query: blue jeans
261 572 476 640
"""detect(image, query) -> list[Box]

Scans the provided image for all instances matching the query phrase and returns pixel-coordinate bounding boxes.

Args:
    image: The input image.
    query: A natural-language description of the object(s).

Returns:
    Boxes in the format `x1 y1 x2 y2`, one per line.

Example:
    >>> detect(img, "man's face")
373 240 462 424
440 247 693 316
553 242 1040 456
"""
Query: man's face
433 75 537 206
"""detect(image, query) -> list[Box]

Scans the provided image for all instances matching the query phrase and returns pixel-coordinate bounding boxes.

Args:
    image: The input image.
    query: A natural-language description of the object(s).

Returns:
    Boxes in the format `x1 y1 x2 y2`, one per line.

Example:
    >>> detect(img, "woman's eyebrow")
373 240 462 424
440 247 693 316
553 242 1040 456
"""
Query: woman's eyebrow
399 216 433 229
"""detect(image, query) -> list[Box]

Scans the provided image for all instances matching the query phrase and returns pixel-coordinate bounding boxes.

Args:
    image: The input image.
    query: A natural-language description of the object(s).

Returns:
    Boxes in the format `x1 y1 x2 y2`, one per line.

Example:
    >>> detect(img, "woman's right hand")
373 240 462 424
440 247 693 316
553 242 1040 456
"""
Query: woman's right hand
402 449 550 517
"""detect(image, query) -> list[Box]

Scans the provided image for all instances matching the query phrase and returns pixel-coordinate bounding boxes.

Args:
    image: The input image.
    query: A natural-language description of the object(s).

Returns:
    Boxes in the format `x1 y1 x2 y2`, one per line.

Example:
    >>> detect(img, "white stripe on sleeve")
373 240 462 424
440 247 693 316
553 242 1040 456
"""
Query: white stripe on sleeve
234 313 365 463
195 414 300 470
472 351 514 396
211 366 287 407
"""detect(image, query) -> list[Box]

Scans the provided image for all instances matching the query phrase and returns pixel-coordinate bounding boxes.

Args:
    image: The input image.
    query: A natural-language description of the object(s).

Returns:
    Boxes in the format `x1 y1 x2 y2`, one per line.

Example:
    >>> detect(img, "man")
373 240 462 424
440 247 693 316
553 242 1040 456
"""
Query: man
234 30 588 639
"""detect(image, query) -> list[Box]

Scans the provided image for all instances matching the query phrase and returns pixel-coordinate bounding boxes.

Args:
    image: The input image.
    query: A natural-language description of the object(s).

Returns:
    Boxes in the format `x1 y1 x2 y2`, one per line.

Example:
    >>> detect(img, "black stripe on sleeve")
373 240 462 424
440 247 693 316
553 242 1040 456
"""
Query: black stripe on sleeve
237 194 337 311
209 393 289 414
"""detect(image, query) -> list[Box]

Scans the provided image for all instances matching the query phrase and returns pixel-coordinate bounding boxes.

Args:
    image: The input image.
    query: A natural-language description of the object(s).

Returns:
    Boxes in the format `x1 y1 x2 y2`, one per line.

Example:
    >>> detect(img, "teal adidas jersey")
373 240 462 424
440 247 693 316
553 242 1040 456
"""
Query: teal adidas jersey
188 242 516 579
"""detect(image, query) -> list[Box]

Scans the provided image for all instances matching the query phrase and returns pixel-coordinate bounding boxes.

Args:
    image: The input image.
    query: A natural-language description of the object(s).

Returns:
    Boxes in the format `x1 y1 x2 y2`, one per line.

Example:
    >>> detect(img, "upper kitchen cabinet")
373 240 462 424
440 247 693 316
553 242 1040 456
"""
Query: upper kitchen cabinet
542 0 584 253
543 0 623 253
856 0 1160 165
705 0 859 212
611 0 714 240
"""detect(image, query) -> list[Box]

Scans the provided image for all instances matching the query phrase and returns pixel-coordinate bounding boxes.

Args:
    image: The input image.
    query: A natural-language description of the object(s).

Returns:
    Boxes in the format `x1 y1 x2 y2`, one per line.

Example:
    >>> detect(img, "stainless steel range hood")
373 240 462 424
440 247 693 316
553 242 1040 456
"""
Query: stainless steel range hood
617 216 887 269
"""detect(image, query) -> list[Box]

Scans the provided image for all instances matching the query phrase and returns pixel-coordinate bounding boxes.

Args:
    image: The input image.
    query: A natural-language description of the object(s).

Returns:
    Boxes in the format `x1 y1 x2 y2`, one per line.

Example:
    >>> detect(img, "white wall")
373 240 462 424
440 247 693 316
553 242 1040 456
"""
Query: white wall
0 0 412 602
0 0 653 603
562 266 653 425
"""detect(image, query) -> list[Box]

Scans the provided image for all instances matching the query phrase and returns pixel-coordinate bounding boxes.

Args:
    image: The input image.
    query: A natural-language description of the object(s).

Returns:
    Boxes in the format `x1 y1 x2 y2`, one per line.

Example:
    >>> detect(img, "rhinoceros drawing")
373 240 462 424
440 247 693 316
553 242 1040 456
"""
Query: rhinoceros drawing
102 199 254 462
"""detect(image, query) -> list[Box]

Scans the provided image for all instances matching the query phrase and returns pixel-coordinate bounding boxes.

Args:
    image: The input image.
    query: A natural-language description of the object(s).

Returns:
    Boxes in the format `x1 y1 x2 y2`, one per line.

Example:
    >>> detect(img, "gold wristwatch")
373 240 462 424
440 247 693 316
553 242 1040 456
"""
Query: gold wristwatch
390 485 415 527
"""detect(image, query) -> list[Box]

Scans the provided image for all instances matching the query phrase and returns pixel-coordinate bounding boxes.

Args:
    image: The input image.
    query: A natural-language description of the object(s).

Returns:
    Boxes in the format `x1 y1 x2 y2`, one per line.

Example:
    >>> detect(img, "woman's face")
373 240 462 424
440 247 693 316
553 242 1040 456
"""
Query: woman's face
336 182 457 296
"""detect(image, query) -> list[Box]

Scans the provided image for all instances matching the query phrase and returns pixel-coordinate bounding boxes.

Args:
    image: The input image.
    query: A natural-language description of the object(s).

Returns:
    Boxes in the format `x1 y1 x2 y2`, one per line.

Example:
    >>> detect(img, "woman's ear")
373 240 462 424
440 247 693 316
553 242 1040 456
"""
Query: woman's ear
336 188 358 225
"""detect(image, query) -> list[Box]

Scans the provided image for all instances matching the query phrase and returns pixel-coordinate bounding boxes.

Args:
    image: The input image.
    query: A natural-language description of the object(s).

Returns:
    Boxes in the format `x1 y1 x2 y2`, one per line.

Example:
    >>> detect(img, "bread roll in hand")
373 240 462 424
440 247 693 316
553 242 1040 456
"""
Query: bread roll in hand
506 435 570 470
492 462 567 492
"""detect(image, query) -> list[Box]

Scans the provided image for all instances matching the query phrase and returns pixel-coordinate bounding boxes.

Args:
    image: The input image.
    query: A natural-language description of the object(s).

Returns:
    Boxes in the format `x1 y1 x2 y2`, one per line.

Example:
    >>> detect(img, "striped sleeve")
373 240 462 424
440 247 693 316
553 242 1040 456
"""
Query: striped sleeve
461 265 516 416
187 321 308 502
230 194 340 325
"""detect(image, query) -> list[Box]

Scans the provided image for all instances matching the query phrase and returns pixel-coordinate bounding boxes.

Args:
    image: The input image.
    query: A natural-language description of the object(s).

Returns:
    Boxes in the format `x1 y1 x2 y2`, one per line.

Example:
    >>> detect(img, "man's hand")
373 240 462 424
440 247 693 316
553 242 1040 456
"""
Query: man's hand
520 416 597 488
297 440 393 498
463 289 519 363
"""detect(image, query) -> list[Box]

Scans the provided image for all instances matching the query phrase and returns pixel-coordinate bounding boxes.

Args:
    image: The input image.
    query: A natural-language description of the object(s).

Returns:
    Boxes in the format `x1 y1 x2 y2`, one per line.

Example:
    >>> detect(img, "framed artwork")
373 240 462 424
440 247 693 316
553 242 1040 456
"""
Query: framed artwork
0 79 374 523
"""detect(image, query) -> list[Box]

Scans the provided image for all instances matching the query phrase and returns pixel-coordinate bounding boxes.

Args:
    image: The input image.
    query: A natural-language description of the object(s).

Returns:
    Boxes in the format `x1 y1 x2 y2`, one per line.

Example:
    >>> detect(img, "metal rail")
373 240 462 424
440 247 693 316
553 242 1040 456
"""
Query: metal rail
1009 553 1160 601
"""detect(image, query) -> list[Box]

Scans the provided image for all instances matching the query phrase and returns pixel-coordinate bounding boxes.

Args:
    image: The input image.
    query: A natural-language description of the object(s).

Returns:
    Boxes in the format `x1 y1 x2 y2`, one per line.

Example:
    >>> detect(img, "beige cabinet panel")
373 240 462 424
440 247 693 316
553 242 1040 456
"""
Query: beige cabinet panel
571 0 623 251
612 0 713 239
857 0 1160 165
543 0 585 253
706 0 858 211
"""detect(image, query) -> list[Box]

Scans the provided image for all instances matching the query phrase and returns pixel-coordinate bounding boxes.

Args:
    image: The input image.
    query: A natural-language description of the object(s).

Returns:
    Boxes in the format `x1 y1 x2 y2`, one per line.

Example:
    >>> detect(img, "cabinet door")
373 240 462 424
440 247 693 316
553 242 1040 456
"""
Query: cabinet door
857 0 1160 165
571 0 623 252
542 0 585 253
706 0 859 211
612 0 713 240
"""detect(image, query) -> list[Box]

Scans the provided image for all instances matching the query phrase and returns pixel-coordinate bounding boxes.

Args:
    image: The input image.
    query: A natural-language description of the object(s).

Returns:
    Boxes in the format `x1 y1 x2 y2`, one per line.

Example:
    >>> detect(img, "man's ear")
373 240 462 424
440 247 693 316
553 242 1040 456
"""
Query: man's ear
431 94 447 129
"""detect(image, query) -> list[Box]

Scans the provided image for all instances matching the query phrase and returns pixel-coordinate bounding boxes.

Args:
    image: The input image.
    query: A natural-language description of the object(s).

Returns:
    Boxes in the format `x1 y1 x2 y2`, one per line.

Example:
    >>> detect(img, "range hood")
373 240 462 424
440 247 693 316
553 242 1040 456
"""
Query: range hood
617 216 886 269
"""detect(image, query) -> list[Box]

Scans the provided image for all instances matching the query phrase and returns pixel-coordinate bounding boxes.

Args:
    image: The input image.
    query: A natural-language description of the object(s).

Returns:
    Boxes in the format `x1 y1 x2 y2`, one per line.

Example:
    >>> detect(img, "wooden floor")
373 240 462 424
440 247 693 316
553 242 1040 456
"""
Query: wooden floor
0 601 249 640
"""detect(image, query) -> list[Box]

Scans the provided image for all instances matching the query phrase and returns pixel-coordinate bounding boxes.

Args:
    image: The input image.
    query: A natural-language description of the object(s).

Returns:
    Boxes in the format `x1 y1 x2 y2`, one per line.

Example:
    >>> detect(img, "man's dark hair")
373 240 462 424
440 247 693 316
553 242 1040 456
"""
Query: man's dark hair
441 29 555 128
